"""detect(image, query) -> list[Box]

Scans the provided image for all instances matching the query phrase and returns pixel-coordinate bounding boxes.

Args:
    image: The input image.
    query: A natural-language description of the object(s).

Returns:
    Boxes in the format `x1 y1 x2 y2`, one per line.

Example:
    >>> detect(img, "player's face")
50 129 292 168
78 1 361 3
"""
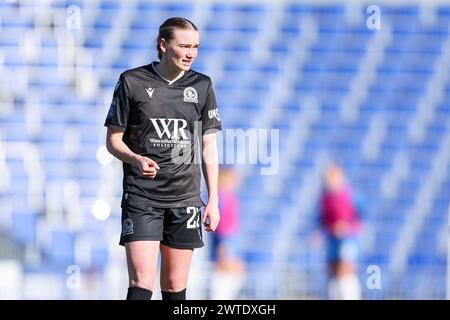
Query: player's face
163 29 200 72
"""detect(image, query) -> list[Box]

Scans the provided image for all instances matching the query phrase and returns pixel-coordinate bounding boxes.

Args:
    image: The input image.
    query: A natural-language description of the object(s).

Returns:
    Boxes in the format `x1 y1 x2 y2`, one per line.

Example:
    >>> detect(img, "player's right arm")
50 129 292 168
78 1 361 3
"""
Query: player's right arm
106 127 159 179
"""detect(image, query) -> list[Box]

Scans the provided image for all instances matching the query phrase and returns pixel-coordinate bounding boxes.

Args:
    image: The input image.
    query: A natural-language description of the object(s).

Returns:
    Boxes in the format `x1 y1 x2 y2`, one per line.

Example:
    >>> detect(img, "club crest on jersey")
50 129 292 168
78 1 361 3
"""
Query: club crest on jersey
183 87 198 103
122 218 134 236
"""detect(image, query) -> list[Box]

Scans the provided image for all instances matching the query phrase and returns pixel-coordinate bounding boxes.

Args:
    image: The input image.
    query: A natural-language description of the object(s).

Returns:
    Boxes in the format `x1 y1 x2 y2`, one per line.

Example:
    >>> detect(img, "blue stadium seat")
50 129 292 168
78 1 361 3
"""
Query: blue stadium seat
44 229 76 267
10 212 39 246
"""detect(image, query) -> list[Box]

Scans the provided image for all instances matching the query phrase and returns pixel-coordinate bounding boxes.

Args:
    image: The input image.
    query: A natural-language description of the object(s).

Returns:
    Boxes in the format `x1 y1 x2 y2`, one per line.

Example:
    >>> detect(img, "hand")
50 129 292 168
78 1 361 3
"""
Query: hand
134 155 160 179
202 200 220 232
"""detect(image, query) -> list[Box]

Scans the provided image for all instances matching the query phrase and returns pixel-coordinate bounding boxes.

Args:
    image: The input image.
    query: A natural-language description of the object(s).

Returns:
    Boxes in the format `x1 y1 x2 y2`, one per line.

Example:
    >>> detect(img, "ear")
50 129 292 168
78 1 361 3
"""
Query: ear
159 38 167 54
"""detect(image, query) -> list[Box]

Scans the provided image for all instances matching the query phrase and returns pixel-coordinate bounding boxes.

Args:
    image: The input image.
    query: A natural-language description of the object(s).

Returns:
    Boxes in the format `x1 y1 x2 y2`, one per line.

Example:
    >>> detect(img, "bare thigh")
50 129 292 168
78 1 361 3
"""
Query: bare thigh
160 244 194 292
125 240 160 290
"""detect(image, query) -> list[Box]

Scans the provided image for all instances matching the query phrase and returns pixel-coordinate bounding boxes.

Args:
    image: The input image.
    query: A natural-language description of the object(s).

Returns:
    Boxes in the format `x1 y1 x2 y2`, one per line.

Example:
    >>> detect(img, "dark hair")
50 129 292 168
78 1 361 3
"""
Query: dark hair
157 17 198 60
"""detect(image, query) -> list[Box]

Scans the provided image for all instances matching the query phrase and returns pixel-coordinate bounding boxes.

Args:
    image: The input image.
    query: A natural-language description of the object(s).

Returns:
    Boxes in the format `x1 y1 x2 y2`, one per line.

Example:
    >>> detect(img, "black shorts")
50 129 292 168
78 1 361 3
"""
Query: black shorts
119 194 204 249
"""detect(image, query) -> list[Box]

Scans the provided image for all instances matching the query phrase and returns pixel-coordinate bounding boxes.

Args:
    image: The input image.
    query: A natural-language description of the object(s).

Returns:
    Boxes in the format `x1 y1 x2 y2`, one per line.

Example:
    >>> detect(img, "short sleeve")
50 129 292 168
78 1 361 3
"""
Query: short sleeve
201 80 222 135
104 74 130 131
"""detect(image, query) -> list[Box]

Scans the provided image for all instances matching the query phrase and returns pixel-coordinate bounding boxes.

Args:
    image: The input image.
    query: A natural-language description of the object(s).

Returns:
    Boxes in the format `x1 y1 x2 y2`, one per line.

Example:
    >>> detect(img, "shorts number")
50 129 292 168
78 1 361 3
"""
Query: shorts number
187 207 200 229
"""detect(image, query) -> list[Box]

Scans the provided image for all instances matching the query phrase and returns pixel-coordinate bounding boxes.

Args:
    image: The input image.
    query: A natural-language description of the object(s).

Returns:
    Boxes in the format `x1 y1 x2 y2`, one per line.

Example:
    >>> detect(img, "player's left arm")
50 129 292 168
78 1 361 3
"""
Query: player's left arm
201 132 220 232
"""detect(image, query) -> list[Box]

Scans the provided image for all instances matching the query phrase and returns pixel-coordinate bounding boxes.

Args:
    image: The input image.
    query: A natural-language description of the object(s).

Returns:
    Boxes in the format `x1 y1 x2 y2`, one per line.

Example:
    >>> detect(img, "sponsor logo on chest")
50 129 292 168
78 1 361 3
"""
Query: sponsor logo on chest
150 118 188 140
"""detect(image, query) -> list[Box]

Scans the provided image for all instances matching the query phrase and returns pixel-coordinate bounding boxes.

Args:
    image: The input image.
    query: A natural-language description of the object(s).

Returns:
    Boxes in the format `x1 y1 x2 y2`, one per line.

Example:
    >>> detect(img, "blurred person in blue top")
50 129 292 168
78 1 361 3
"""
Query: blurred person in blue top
319 162 365 300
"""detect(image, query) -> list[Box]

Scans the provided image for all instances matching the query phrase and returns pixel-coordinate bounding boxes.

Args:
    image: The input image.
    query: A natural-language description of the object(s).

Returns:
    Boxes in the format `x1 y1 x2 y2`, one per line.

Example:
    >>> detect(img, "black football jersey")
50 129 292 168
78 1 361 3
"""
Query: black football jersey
104 62 222 207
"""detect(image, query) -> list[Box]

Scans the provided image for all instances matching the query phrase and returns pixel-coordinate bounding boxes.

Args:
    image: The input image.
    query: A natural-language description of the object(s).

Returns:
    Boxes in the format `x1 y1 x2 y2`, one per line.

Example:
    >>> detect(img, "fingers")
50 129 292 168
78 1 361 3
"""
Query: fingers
205 222 218 232
138 157 160 178
208 217 219 232
203 210 220 232
202 209 208 225
146 158 160 170
142 166 157 174
141 166 157 179
142 172 157 179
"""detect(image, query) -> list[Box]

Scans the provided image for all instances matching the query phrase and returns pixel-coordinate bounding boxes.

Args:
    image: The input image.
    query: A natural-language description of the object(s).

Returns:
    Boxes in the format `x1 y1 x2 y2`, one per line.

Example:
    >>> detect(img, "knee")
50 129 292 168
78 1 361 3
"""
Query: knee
161 275 186 292
129 270 155 290
163 285 186 293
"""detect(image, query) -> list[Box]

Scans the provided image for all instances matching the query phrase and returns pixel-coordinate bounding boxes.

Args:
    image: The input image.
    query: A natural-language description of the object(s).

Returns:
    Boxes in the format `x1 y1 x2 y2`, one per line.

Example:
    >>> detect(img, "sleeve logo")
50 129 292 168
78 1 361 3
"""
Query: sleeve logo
106 97 117 119
208 108 221 121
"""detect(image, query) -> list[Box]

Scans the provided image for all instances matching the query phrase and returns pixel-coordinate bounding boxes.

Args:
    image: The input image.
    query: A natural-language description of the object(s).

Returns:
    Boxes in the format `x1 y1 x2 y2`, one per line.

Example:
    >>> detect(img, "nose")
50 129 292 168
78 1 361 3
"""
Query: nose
186 50 194 58
186 47 197 59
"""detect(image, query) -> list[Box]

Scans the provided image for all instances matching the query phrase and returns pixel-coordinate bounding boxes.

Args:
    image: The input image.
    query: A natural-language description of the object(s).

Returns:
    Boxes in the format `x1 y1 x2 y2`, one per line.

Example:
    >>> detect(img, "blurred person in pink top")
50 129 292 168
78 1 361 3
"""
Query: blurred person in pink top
320 162 364 300
209 165 246 299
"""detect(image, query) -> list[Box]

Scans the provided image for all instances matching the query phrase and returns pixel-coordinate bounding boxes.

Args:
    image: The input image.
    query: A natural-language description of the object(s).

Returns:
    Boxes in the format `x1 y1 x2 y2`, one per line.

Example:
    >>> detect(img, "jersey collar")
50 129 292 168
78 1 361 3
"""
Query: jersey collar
151 62 185 85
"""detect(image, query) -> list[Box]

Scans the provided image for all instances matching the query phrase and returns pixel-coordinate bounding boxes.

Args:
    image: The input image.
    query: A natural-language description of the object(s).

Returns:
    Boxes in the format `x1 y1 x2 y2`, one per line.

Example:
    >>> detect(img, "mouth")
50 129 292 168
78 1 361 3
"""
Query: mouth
181 59 192 66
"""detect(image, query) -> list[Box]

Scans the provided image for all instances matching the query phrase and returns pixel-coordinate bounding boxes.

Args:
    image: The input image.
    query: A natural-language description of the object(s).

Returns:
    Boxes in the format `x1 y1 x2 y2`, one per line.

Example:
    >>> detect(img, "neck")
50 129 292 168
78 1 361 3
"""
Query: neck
155 60 183 81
